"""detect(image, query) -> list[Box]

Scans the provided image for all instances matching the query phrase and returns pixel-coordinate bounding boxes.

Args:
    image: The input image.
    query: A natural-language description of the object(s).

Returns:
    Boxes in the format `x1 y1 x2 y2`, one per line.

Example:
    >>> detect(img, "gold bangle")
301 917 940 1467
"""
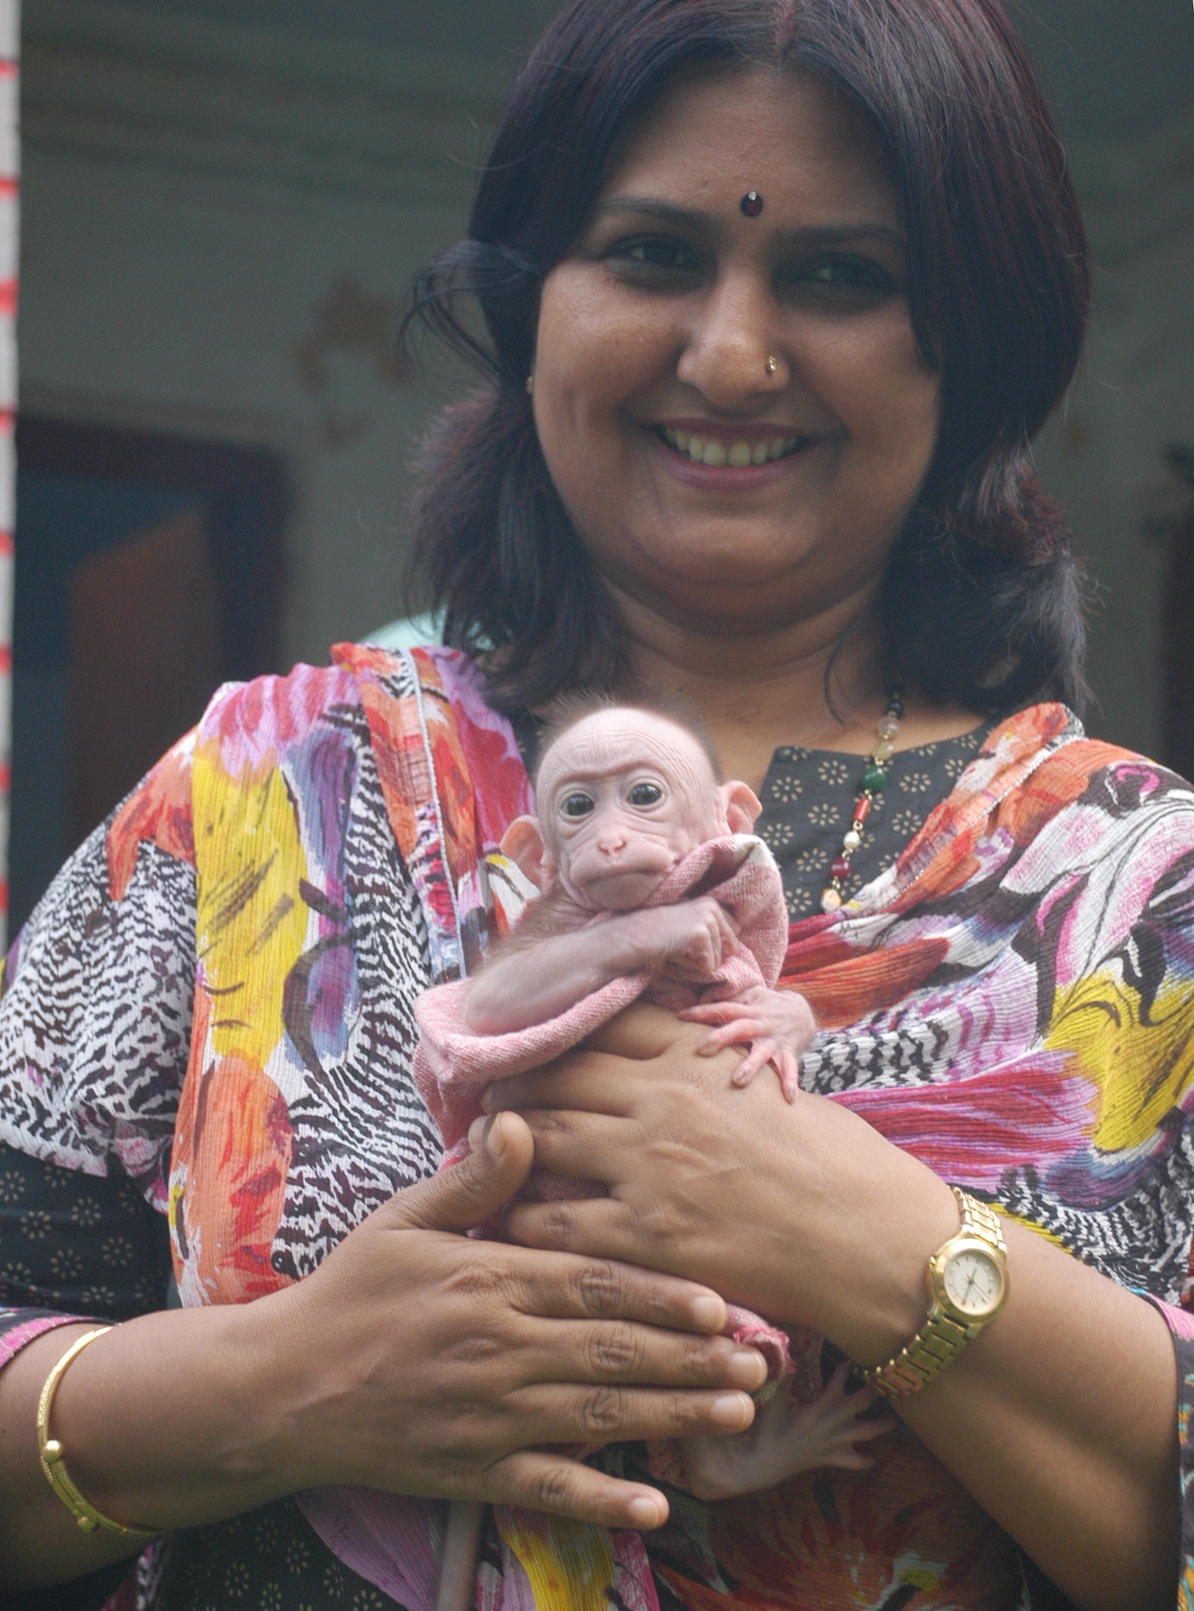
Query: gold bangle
36 1327 160 1541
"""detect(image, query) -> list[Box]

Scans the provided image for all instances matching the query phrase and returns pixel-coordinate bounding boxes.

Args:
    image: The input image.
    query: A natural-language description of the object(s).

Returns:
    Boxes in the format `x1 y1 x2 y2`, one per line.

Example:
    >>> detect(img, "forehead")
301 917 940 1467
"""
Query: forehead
540 710 714 788
597 67 896 230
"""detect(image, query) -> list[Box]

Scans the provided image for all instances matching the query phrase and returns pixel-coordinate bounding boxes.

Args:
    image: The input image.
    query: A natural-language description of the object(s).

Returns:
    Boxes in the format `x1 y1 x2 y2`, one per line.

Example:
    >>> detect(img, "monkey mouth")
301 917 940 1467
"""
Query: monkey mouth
656 425 810 467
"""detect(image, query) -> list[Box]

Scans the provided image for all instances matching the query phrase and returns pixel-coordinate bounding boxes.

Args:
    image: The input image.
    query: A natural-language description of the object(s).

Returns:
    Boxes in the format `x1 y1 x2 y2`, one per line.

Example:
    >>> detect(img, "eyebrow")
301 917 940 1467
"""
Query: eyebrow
589 196 904 250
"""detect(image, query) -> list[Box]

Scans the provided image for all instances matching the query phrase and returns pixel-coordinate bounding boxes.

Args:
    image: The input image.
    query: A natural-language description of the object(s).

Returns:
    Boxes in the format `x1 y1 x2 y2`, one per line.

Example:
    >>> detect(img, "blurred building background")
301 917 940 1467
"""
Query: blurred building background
8 0 1194 929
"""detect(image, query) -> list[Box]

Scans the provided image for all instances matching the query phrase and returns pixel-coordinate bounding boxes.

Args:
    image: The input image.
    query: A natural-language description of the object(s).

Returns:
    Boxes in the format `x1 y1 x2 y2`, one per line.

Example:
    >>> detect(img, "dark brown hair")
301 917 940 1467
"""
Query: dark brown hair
403 0 1091 716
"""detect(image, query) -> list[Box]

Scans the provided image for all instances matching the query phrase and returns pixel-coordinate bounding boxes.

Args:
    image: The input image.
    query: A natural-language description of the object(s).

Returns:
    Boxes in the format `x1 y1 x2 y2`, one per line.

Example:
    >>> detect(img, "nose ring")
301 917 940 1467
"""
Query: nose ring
765 355 779 376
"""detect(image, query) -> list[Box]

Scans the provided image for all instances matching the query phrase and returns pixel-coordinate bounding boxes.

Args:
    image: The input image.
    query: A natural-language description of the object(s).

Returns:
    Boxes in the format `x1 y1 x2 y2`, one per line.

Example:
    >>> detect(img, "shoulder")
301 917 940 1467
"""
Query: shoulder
198 657 364 756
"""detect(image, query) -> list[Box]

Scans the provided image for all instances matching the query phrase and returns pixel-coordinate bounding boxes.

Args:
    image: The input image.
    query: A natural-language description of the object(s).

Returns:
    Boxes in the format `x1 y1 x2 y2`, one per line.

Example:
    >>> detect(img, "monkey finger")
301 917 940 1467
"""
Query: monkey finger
679 1001 747 1026
844 1414 899 1442
820 1450 878 1472
774 1047 801 1102
730 1041 779 1087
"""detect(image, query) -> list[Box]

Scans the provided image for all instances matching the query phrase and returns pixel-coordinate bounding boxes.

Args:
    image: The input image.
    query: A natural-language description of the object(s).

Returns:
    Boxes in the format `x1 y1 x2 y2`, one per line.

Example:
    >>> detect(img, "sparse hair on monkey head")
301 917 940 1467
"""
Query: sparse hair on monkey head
530 689 724 788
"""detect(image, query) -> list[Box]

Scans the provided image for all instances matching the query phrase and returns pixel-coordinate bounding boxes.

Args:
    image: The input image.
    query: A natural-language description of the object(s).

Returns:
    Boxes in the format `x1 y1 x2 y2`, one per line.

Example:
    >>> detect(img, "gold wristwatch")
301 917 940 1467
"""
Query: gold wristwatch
860 1187 1009 1400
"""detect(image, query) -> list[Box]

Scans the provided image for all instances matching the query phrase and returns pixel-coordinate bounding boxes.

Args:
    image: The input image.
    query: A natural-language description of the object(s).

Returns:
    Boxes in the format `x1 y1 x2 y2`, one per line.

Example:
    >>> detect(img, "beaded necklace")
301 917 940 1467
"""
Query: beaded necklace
819 685 905 914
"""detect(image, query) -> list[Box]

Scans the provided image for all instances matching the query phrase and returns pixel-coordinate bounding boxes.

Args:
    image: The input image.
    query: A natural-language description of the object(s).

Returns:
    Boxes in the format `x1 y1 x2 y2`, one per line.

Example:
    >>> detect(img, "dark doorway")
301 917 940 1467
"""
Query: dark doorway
11 418 289 934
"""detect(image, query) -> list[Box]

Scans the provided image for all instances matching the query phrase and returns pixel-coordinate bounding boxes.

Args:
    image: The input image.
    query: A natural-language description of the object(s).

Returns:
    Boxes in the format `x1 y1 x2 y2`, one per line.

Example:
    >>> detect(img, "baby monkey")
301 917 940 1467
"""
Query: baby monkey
464 699 812 1090
423 700 891 1611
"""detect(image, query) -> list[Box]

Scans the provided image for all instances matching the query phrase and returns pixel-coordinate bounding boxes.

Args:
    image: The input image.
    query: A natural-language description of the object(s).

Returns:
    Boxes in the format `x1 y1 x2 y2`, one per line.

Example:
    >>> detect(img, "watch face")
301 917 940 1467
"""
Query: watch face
942 1247 1004 1317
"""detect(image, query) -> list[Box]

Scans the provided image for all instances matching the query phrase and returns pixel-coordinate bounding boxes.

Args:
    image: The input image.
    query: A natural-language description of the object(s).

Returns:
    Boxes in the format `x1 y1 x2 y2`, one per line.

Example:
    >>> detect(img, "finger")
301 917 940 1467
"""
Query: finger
822 1450 877 1472
489 1450 669 1531
695 1019 764 1052
677 1002 742 1025
506 1382 757 1450
510 1105 631 1187
385 1112 535 1234
504 1191 653 1268
777 1048 800 1102
483 1051 643 1116
519 1315 768 1392
490 1240 730 1335
730 1043 774 1087
842 1415 898 1442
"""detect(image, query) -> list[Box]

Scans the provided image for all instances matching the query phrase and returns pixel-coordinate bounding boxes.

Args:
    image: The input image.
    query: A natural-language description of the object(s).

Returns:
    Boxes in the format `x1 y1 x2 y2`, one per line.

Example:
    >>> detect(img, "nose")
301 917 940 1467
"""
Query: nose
675 268 786 407
596 825 627 854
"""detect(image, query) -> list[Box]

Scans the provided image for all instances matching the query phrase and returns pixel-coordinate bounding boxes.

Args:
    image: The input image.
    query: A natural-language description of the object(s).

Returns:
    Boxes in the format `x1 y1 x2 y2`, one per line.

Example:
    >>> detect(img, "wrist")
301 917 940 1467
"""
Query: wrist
55 1300 304 1528
806 1160 960 1366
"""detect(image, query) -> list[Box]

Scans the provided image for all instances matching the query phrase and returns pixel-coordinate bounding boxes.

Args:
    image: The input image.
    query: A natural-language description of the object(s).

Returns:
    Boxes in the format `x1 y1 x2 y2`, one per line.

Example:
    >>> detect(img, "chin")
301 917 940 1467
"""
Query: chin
581 871 671 910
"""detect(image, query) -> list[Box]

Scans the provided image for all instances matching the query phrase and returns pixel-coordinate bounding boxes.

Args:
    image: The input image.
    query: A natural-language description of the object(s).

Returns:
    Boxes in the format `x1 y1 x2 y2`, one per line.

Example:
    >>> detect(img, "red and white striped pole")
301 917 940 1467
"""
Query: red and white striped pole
0 1 17 948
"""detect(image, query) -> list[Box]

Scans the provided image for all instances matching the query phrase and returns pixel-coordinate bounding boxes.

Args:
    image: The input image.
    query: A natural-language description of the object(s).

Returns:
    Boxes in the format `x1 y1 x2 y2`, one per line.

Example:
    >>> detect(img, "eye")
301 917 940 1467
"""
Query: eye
608 236 702 278
628 783 664 807
561 792 596 818
781 254 897 304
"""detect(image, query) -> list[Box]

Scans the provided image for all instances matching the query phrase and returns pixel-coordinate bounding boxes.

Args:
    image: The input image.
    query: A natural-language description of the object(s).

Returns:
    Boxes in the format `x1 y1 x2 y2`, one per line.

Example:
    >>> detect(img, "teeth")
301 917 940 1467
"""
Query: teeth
660 426 804 464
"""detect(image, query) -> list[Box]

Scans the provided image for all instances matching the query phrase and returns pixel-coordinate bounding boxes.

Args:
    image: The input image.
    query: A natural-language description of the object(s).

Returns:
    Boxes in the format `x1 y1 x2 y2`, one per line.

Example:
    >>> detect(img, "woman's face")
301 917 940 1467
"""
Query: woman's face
532 68 940 636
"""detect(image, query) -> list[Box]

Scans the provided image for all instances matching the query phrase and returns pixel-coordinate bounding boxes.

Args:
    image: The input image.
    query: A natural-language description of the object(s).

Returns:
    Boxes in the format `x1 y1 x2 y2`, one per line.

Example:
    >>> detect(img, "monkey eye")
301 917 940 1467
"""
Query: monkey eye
628 783 664 807
561 792 596 818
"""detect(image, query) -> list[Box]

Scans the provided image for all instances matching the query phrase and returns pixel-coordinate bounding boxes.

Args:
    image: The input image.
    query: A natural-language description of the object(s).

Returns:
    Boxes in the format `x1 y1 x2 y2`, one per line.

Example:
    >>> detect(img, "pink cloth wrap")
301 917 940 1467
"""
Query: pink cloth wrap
413 833 794 1377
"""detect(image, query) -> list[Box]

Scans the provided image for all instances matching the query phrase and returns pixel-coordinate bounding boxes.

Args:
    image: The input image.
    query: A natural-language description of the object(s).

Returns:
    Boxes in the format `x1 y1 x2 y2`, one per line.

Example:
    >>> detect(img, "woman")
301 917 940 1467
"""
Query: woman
0 0 1185 1607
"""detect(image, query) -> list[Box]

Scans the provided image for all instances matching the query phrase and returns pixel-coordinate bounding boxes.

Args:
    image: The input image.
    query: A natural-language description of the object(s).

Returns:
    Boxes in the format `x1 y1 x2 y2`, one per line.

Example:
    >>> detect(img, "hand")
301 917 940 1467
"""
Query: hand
483 1004 957 1362
646 895 740 982
267 1110 768 1529
679 985 817 1099
677 1363 897 1500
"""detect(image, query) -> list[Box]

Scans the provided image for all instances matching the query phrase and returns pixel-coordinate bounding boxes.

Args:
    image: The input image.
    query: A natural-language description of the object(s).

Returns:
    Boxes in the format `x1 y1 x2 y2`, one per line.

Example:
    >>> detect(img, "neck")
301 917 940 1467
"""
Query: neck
606 581 982 793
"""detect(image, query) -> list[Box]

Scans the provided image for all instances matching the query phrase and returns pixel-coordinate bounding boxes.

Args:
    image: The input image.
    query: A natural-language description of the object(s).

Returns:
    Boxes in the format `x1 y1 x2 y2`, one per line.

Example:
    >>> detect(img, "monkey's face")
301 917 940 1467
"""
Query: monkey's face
536 710 730 910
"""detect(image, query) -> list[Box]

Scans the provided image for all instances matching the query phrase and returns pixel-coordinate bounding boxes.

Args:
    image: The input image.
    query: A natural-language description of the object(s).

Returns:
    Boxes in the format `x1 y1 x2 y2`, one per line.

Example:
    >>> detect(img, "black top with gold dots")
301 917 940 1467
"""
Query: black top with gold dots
757 725 992 922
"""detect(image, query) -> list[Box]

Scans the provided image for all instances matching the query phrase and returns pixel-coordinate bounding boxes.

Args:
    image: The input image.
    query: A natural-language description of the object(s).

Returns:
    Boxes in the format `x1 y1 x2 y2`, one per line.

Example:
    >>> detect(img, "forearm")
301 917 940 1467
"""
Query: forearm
808 1169 1178 1610
465 917 657 1033
0 1303 295 1592
891 1223 1178 1611
486 1019 1183 1611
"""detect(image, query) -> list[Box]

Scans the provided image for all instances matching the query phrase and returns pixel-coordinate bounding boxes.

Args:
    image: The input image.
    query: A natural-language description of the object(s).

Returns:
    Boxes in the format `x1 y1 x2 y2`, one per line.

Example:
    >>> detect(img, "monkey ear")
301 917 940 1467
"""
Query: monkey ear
721 780 763 835
500 816 551 890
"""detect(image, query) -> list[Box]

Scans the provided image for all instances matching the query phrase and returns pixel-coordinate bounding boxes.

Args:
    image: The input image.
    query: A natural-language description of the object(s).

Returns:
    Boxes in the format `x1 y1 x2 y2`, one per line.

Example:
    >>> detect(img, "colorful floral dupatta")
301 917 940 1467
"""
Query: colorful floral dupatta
157 645 1194 1610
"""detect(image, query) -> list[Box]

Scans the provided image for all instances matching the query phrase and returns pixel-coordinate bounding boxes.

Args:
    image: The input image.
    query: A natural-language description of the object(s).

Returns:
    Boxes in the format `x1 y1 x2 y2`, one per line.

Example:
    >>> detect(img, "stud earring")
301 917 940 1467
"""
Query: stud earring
525 374 534 394
741 191 764 217
765 355 779 376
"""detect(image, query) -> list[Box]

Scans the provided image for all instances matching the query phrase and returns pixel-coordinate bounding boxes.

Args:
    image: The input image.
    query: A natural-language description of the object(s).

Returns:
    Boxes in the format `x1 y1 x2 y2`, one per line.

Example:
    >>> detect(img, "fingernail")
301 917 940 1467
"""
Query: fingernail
468 1116 488 1149
711 1392 753 1428
690 1294 725 1331
729 1349 767 1388
628 1495 661 1528
484 1115 507 1160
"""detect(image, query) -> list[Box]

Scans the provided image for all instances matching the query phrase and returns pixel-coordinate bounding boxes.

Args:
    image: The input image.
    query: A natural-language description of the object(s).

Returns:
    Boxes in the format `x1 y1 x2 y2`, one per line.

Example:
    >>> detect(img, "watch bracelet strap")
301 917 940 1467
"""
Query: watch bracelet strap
859 1188 1006 1401
36 1326 160 1541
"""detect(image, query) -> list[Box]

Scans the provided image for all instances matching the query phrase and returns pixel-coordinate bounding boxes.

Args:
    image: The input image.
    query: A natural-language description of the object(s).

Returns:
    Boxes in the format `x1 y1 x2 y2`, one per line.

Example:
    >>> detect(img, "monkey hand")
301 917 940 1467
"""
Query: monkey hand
678 986 816 1100
647 896 741 982
674 1363 895 1501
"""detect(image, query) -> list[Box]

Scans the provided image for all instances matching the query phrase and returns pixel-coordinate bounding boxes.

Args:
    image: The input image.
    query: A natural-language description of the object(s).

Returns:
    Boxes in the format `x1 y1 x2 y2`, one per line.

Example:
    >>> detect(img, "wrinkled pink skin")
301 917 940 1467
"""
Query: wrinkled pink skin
465 710 816 1097
678 1362 894 1500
